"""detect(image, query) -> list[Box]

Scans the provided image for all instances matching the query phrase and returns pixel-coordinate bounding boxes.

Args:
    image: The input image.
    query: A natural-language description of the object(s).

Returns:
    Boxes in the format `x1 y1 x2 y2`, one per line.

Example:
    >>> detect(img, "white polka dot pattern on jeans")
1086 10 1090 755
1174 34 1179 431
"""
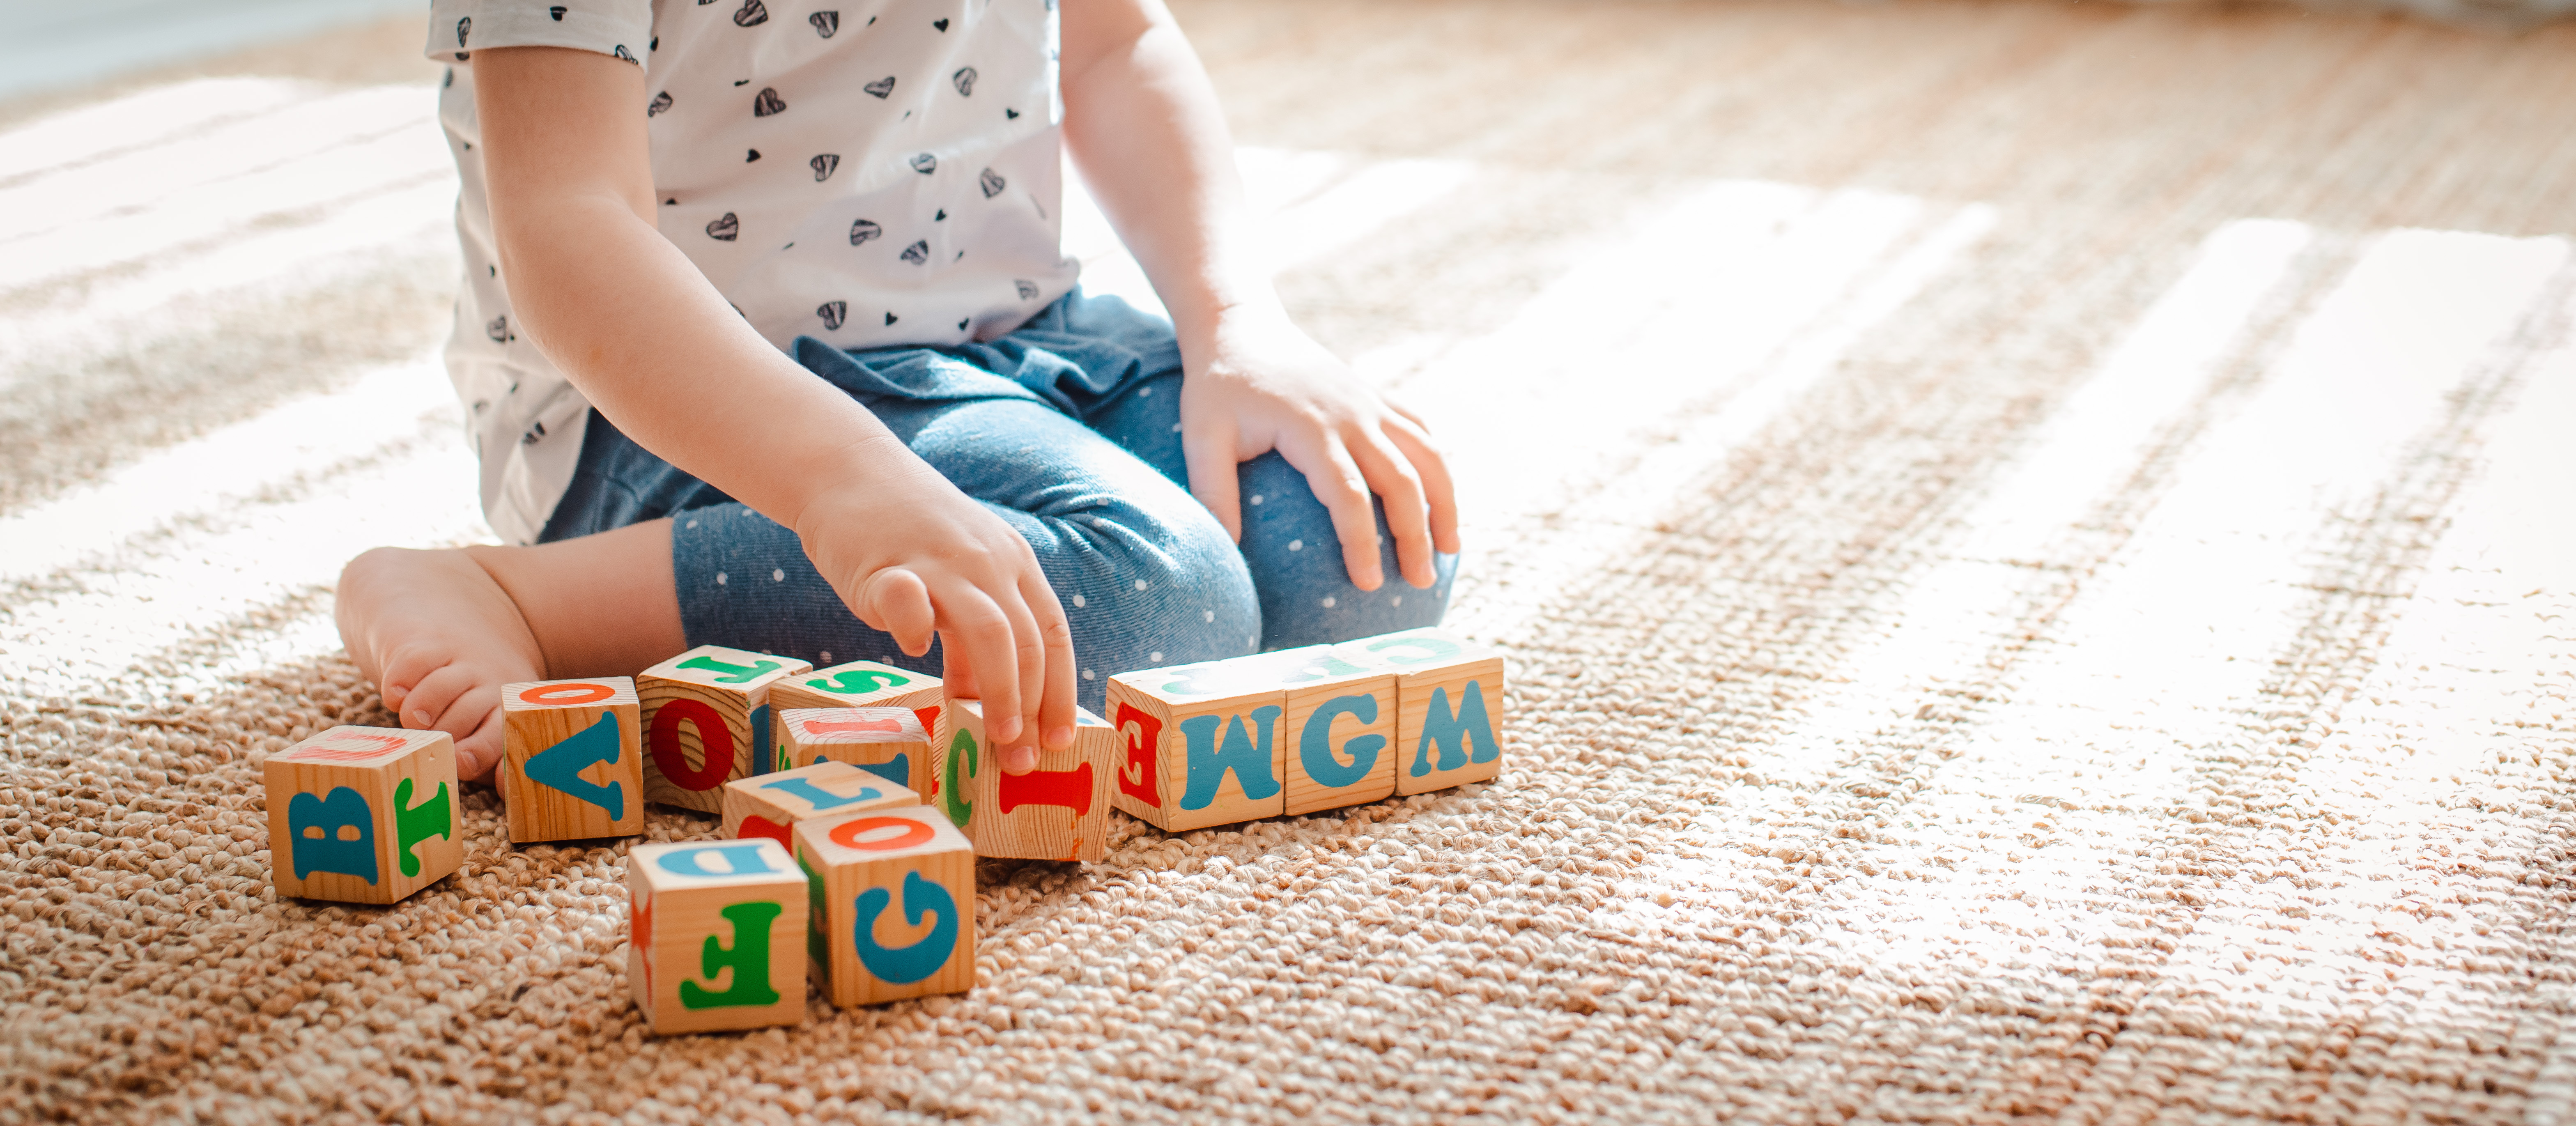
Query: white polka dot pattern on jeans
1321 596 1335 608
1071 593 1085 607
772 568 785 581
1133 579 1147 591
716 572 728 585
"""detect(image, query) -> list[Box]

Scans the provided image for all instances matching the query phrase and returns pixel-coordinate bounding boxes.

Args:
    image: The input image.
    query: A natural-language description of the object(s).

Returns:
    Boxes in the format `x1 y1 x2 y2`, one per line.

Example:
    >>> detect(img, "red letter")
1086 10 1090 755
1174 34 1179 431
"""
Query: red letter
1114 702 1160 805
998 763 1093 815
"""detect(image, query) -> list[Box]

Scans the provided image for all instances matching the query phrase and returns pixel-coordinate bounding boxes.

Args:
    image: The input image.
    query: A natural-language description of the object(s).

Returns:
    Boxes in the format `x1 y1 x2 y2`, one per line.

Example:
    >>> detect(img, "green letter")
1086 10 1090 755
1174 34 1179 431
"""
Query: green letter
678 901 784 1009
942 728 977 828
678 654 784 684
393 777 452 878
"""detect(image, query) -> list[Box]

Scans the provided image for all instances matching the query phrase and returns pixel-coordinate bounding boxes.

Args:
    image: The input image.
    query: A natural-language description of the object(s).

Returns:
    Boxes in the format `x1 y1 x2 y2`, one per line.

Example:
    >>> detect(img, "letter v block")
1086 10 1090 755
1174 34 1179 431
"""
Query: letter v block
795 807 976 1007
1338 627 1508 795
627 838 808 1034
264 725 462 903
502 677 645 842
639 645 813 813
777 707 933 796
766 660 945 764
722 760 919 850
937 700 1114 861
1106 662 1286 832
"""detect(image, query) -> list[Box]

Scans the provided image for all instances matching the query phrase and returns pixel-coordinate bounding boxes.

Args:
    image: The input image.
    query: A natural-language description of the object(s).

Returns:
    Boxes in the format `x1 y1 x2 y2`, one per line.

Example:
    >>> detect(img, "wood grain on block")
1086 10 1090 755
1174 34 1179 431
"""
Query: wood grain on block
626 837 808 1035
766 660 945 753
721 761 919 850
499 677 644 842
1264 645 1400 816
1104 660 1287 832
1336 627 1507 795
637 645 812 813
264 725 462 904
793 806 976 1007
937 701 1115 861
777 706 934 797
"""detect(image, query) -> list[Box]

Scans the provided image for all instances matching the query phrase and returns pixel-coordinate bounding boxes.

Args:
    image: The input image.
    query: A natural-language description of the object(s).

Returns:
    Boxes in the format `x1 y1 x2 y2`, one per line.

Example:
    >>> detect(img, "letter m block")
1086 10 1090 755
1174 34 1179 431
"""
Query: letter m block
264 725 462 904
627 838 808 1034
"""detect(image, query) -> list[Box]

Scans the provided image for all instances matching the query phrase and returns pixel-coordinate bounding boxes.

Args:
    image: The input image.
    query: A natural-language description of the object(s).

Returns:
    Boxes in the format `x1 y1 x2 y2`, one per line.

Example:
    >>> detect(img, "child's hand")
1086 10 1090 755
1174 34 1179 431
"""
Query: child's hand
793 454 1075 770
1180 304 1460 590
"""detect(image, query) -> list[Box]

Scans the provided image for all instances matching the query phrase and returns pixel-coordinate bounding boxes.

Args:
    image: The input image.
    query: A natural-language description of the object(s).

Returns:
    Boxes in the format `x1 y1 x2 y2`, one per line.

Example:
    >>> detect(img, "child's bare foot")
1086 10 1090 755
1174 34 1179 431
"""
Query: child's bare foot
336 547 547 780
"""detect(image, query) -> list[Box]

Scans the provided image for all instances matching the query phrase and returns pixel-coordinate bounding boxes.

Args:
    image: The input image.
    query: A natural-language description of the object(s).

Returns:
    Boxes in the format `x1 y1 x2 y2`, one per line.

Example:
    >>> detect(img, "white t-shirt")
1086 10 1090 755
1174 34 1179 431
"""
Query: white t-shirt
425 0 1080 542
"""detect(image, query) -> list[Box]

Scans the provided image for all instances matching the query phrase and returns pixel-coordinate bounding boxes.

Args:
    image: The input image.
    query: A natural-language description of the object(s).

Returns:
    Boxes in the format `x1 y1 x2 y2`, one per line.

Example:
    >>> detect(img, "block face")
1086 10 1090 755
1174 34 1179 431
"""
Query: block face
777 707 934 797
638 646 813 813
264 725 461 903
938 701 1115 862
722 761 919 847
1265 646 1399 816
627 838 809 1034
767 660 944 721
794 807 976 1007
1105 662 1288 832
500 678 645 842
1336 628 1508 795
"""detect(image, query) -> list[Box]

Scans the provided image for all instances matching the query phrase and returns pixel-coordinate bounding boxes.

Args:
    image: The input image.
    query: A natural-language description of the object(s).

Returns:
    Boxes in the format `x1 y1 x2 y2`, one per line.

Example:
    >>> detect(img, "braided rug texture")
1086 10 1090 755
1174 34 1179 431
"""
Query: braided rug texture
4 1 2576 1122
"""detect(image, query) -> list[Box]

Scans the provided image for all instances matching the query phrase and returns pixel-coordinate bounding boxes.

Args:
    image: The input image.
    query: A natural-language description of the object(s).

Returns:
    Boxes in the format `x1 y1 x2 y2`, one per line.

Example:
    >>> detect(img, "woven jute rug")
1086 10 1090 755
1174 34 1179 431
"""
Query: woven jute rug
4 0 2574 1121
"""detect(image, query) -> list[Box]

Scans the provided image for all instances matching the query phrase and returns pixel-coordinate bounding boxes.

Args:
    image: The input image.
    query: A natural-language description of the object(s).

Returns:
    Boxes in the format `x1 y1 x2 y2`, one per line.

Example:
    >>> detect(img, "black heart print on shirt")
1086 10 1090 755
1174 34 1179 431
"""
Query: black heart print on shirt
979 168 1006 198
550 5 566 19
648 91 673 116
707 213 740 240
486 315 509 342
952 68 977 96
864 76 896 99
456 16 470 46
1016 279 1040 300
849 219 882 245
810 10 838 36
735 0 769 26
910 154 937 174
811 154 839 181
900 240 930 264
933 18 949 30
754 87 786 116
817 301 847 330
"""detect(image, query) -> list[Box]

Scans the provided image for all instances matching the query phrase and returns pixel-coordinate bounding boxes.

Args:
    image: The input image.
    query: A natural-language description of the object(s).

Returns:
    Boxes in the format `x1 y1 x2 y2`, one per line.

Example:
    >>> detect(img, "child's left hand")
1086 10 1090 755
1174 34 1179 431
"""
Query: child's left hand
1178 302 1459 591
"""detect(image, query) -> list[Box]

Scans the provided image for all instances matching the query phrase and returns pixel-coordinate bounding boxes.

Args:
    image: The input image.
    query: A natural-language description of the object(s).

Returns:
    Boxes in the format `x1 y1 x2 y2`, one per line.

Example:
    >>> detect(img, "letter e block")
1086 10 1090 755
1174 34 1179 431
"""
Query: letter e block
627 838 808 1034
937 700 1114 861
1266 645 1399 815
795 807 976 1007
265 725 461 903
1105 662 1286 832
723 761 918 849
501 677 645 842
1340 627 1507 795
777 706 933 795
638 645 813 812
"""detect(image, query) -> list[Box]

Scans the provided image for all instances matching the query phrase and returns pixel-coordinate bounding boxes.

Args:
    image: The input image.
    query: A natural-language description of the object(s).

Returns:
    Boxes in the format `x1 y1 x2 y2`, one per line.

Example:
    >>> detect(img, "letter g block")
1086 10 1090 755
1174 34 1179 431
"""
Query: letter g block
793 806 976 1007
501 677 645 842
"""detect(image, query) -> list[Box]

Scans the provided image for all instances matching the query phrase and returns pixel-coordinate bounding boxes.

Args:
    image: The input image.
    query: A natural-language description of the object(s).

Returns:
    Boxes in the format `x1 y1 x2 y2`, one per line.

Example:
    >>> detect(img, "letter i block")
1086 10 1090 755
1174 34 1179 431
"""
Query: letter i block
1338 627 1508 795
777 707 934 795
1265 646 1399 815
1105 662 1286 832
722 760 919 850
766 660 946 753
264 725 461 903
936 700 1115 861
795 807 976 1007
627 838 808 1035
501 677 645 842
638 645 813 813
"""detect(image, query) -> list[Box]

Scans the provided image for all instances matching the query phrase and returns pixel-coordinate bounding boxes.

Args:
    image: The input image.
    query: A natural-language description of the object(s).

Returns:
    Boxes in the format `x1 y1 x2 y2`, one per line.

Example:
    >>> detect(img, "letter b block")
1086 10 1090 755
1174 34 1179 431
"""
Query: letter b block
937 700 1115 861
722 760 919 849
264 725 462 903
501 677 645 842
627 839 809 1034
795 807 975 1007
1105 664 1285 832
1340 627 1507 795
639 645 813 813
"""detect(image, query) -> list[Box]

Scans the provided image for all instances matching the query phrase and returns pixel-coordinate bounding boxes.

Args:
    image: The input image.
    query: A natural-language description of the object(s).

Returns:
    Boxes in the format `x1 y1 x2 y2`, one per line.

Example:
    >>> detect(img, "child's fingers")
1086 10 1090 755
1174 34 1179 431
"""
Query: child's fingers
1181 419 1245 542
1020 568 1078 754
940 585 1027 745
1344 425 1436 589
856 567 937 657
993 577 1049 751
1280 432 1386 592
1381 415 1461 554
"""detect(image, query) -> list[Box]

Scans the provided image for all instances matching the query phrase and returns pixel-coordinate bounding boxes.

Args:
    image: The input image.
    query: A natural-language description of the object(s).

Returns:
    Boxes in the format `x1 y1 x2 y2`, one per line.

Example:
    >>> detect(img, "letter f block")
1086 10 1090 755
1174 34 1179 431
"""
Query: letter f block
627 838 808 1035
501 677 645 841
639 645 813 813
264 725 461 903
794 807 976 1007
1105 663 1286 832
936 699 1114 861
1338 627 1508 795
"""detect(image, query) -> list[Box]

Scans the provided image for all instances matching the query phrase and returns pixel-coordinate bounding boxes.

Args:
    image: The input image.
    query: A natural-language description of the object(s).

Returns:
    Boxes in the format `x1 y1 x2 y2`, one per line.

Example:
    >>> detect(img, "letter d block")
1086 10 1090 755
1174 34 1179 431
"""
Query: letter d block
777 707 933 796
722 761 919 849
1339 627 1508 795
796 807 976 1007
1105 663 1285 832
937 700 1114 861
1266 646 1399 815
639 645 813 813
627 839 808 1035
265 725 461 903
501 678 645 842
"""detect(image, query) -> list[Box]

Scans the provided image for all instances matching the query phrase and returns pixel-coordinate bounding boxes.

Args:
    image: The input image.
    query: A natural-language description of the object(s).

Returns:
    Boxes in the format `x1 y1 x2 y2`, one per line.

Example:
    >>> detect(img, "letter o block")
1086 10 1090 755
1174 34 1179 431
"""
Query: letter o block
638 646 813 812
1338 627 1508 795
777 707 933 796
627 838 809 1035
937 700 1115 861
501 677 644 842
722 761 919 849
794 807 975 1007
264 725 462 903
1105 663 1286 832
767 660 945 760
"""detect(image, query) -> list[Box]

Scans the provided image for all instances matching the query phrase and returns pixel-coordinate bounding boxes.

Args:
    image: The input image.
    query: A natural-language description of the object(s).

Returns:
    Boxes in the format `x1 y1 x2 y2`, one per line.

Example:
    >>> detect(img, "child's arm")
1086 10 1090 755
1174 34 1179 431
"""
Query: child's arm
472 47 1075 761
1061 0 1461 592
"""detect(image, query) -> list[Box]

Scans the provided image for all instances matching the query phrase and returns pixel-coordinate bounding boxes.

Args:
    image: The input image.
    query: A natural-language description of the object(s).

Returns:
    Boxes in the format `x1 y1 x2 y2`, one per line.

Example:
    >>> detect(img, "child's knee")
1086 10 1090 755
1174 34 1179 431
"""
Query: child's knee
1233 453 1457 650
1036 495 1262 689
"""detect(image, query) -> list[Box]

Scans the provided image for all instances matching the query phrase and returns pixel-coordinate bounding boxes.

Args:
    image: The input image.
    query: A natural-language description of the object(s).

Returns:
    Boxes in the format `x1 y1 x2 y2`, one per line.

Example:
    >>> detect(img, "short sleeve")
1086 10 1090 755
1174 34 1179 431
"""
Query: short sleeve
425 0 654 66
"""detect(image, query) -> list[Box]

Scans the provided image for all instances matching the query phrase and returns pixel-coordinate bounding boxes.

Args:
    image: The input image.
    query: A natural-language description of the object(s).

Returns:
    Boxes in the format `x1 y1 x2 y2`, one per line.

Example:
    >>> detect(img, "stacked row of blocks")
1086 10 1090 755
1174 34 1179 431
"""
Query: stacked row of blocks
263 626 1505 1034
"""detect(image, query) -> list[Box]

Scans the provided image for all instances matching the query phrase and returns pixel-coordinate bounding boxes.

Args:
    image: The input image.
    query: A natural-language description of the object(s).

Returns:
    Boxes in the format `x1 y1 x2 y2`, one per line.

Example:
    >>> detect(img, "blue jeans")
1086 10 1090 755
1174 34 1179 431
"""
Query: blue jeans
540 290 1457 713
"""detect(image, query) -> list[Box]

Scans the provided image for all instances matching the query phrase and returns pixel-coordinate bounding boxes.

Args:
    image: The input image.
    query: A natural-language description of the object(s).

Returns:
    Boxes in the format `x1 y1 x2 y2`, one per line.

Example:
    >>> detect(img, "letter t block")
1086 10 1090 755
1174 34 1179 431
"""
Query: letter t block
1105 663 1286 832
795 807 976 1007
936 700 1114 861
639 645 813 813
501 677 645 842
627 838 808 1035
264 725 461 904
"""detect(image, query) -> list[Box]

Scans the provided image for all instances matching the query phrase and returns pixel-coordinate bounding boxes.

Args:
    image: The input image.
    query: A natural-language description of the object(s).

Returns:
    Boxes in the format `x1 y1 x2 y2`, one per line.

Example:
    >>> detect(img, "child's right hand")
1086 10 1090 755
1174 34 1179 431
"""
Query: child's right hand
790 452 1075 772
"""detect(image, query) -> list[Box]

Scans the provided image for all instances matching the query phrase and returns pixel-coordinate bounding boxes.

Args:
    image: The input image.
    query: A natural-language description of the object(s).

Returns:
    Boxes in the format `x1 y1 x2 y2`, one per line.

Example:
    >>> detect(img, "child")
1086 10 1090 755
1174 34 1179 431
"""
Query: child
336 0 1460 783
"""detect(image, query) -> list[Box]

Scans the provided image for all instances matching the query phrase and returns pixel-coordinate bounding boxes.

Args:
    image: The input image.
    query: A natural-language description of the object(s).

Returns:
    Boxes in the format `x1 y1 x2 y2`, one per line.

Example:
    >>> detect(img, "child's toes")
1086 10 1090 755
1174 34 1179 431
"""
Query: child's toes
400 663 489 734
377 644 449 718
453 713 507 783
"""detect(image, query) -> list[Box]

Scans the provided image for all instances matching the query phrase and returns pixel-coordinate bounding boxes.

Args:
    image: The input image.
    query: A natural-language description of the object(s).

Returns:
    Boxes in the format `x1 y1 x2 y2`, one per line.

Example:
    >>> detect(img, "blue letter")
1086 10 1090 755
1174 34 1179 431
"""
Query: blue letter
524 711 626 820
1176 705 1283 810
1300 694 1384 790
287 787 377 884
758 774 882 812
853 870 958 984
856 754 909 787
1409 681 1499 778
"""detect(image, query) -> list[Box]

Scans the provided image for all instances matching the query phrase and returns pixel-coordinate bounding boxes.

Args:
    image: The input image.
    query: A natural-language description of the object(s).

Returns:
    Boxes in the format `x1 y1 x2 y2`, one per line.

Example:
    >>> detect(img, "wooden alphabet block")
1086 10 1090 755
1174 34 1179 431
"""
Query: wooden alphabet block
638 645 813 813
1337 627 1507 795
766 660 945 759
794 806 976 1007
722 761 919 850
777 706 934 797
1264 645 1401 815
935 700 1115 861
500 677 645 842
626 838 808 1035
1105 661 1288 832
264 725 461 903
